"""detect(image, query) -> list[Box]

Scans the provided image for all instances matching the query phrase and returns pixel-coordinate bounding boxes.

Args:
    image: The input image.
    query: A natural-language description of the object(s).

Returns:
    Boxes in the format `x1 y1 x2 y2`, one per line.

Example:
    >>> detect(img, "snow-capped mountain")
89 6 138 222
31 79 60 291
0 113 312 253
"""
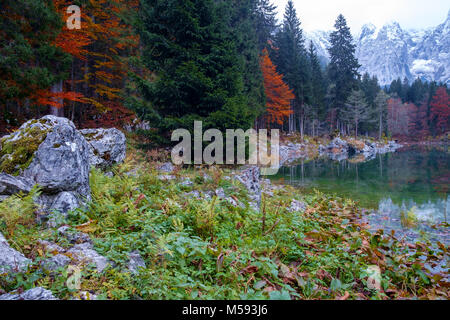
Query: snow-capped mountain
305 10 450 86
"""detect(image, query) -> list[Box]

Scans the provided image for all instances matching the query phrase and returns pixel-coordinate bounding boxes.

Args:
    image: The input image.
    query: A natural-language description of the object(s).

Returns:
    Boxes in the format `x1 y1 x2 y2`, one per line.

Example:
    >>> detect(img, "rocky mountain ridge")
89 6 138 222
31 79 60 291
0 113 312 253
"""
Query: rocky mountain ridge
305 10 450 86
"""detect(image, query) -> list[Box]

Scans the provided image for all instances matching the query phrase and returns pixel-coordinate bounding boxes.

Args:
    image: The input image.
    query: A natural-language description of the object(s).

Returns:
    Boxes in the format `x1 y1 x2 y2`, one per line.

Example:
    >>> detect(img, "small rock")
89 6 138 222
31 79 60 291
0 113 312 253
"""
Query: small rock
215 188 226 199
81 128 126 169
157 162 175 173
37 240 65 254
235 166 261 211
158 175 176 181
179 178 193 187
0 232 31 274
288 200 307 213
58 226 91 244
127 251 146 274
0 287 58 300
0 173 33 196
67 243 111 273
43 254 71 271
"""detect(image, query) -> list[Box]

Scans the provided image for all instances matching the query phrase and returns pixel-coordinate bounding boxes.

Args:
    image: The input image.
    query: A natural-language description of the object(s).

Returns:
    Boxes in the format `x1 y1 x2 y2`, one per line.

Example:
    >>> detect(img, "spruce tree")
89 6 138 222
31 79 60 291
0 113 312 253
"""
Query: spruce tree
254 0 278 50
308 41 326 135
273 0 311 135
136 0 258 134
327 14 360 131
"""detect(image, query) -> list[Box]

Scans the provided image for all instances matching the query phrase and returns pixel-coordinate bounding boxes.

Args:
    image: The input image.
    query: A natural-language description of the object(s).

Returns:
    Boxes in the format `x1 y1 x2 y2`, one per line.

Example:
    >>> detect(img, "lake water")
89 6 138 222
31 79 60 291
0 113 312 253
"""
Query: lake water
273 145 450 244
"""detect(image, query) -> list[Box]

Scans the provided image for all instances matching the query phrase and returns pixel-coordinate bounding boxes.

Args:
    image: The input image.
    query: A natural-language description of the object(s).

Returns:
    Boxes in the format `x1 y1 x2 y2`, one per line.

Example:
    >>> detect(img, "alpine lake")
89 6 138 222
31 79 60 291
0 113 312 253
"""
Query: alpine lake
272 145 450 246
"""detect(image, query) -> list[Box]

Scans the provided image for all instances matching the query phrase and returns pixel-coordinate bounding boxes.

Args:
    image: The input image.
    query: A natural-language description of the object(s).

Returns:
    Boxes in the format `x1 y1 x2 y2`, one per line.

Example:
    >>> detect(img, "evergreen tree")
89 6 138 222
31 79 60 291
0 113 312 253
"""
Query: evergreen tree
254 0 278 50
327 14 360 131
308 41 326 134
136 0 258 134
0 0 71 123
273 0 311 135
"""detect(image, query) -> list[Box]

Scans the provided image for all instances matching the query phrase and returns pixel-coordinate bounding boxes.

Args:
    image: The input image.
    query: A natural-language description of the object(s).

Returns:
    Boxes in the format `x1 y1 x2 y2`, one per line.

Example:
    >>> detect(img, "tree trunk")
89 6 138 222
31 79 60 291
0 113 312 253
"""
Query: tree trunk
50 80 64 117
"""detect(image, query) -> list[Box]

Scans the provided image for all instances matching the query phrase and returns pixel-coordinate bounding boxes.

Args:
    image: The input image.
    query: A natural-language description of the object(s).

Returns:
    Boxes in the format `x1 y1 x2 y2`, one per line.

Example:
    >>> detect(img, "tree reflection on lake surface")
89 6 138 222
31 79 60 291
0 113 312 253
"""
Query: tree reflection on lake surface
274 146 449 244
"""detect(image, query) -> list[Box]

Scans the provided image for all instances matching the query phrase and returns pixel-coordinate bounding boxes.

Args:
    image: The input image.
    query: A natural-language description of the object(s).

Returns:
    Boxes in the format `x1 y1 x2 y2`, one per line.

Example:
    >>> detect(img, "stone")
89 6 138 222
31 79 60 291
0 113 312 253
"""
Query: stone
0 287 58 300
80 128 126 169
288 200 307 213
157 162 175 173
37 240 65 254
58 226 91 244
215 188 226 199
67 242 111 273
235 166 261 211
158 175 176 181
0 173 33 196
0 232 31 274
127 251 146 274
22 117 91 199
179 178 193 187
43 254 71 271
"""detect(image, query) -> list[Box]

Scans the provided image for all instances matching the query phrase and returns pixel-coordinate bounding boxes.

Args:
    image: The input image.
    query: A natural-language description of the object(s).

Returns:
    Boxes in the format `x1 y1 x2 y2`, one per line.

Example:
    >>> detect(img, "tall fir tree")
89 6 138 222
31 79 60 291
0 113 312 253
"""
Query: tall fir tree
308 41 326 133
136 0 258 135
273 0 311 135
254 0 278 51
327 14 360 131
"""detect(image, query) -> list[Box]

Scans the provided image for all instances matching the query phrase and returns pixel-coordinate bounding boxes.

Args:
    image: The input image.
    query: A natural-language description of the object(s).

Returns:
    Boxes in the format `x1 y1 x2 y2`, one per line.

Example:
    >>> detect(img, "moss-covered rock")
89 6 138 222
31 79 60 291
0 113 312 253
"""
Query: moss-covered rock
0 119 54 176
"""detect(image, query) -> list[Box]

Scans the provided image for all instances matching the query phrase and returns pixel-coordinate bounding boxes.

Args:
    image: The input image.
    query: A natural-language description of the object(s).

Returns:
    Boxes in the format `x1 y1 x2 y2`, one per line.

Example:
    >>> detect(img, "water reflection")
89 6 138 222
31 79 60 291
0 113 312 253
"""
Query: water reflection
273 146 449 243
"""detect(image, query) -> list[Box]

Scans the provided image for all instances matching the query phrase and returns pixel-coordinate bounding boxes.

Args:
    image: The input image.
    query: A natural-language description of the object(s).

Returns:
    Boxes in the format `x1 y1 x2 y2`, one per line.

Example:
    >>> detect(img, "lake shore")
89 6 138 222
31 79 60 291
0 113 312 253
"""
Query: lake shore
1 135 448 300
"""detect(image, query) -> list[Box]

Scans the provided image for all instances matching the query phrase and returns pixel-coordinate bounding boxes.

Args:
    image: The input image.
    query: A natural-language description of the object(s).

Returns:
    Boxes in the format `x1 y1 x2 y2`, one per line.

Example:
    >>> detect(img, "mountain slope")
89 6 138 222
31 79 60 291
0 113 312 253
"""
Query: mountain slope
305 10 450 86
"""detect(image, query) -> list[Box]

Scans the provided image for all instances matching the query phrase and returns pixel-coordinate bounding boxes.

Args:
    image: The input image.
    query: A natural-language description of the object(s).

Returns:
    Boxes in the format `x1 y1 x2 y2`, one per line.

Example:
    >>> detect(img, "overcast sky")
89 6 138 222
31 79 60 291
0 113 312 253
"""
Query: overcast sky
273 0 449 32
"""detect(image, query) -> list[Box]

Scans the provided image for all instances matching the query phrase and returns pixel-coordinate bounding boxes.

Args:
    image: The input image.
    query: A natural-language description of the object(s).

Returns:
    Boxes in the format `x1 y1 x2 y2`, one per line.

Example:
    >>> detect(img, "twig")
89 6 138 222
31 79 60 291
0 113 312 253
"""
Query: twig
263 219 280 236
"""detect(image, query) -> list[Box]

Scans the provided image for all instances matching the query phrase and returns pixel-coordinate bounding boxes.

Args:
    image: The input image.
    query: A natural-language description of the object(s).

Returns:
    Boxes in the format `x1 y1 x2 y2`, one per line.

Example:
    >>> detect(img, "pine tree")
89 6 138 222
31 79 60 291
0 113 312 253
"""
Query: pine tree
0 0 71 124
327 14 360 131
308 41 326 135
137 0 258 134
273 0 310 135
254 0 278 50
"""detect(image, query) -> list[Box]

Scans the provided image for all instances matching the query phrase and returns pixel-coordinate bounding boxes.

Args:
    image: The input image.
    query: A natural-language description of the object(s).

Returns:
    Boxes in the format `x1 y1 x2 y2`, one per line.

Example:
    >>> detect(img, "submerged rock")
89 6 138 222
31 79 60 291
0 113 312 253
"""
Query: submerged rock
0 232 31 274
80 128 126 169
0 287 58 300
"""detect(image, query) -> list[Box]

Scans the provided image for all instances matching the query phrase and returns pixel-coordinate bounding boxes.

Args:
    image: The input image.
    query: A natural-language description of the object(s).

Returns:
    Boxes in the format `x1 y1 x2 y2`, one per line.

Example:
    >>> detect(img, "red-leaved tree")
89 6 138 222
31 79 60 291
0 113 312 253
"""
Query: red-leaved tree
260 49 294 128
430 87 450 136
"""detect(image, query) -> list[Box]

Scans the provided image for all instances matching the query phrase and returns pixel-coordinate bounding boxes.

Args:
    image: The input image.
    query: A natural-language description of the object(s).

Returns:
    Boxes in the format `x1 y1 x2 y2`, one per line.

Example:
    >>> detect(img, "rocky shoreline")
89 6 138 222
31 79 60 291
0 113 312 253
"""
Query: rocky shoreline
280 136 403 166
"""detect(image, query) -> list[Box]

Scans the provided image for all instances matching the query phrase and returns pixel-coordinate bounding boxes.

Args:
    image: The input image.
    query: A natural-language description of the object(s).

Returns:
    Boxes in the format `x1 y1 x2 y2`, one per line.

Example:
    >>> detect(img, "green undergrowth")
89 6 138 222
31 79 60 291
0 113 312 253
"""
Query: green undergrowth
0 159 448 300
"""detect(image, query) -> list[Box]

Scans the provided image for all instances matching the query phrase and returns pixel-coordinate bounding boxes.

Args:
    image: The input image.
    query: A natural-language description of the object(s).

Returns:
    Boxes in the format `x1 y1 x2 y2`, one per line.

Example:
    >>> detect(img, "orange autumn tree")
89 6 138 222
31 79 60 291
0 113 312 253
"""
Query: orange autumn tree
35 0 93 116
260 49 294 128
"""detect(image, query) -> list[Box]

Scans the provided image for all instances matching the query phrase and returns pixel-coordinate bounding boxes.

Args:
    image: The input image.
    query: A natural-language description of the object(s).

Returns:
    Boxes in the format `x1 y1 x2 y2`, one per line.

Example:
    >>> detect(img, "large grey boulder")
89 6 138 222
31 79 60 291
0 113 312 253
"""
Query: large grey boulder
0 287 57 300
0 116 91 215
23 119 90 198
0 232 31 274
80 128 126 169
